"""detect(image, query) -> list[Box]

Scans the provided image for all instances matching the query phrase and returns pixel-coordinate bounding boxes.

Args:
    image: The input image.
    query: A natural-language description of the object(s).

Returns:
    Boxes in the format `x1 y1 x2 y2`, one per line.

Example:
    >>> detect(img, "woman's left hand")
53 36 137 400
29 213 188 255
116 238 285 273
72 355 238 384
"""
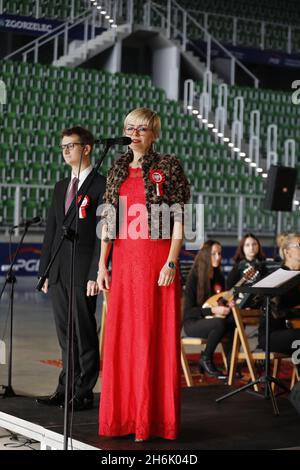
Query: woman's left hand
158 263 176 286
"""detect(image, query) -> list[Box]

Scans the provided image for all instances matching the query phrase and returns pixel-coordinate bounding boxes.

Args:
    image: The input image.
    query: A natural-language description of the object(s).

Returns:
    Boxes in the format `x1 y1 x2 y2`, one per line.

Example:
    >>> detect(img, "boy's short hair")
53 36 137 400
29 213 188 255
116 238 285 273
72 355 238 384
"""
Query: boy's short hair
61 126 95 151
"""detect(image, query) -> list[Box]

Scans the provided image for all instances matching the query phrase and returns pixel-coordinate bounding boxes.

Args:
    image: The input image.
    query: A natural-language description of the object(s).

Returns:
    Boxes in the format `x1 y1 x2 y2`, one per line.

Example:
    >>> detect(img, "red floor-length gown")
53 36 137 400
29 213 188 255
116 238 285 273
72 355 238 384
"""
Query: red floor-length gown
99 167 181 440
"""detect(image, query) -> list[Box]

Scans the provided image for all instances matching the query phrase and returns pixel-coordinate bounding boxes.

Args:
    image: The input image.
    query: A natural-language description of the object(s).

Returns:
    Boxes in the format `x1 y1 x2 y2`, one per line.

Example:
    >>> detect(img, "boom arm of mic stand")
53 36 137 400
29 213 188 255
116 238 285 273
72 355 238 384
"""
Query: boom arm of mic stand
94 143 111 172
36 143 112 292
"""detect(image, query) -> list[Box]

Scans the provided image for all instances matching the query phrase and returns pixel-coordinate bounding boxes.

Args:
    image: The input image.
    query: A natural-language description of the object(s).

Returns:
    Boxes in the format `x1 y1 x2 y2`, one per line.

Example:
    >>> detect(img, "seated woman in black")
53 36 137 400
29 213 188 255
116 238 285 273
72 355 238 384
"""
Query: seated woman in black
183 240 235 378
258 232 300 369
227 233 266 308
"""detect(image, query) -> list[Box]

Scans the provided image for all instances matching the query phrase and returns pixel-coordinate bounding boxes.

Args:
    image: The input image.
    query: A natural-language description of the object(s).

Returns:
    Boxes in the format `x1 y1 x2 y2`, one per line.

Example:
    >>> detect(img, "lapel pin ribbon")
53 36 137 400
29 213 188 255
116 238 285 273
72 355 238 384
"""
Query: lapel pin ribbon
77 195 90 219
150 169 165 196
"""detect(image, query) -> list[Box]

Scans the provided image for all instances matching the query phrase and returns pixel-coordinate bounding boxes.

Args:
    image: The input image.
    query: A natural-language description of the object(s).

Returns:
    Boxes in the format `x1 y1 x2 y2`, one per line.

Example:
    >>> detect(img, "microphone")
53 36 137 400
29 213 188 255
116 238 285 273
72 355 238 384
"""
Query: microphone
10 216 42 231
95 136 132 146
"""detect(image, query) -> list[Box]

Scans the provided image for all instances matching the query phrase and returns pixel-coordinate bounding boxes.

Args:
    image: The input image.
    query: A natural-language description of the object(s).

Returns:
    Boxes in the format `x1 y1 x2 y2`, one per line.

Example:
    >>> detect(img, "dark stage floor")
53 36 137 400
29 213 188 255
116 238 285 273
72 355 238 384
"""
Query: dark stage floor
1 385 300 450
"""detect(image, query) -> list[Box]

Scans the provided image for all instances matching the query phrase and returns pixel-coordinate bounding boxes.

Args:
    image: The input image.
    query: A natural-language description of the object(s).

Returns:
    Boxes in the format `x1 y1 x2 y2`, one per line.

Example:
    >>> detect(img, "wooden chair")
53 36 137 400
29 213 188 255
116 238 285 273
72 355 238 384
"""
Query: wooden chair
99 290 109 360
229 306 296 392
181 335 228 387
290 318 300 388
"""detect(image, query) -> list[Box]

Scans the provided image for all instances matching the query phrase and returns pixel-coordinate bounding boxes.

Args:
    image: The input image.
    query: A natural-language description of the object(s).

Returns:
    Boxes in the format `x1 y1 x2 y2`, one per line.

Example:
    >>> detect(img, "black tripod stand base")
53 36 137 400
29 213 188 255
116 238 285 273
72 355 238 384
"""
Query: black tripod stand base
1 385 17 398
216 375 289 416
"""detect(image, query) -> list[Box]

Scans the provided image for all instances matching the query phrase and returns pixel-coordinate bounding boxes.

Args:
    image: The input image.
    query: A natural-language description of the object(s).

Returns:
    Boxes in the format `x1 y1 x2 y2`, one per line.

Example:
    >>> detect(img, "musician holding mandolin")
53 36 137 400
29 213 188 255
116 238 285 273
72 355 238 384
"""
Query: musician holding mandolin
183 240 235 379
258 232 300 364
227 233 266 290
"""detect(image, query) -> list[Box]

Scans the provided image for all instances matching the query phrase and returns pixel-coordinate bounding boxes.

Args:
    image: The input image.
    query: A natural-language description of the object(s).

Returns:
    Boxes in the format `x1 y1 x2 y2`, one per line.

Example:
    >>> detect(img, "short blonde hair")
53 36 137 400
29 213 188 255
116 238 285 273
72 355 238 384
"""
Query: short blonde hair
282 232 300 261
124 107 161 139
276 232 288 259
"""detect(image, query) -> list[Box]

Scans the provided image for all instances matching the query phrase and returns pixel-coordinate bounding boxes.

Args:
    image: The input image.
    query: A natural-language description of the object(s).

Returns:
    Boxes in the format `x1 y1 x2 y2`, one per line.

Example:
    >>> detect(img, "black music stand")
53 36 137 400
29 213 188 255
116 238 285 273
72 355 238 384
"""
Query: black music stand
216 269 300 415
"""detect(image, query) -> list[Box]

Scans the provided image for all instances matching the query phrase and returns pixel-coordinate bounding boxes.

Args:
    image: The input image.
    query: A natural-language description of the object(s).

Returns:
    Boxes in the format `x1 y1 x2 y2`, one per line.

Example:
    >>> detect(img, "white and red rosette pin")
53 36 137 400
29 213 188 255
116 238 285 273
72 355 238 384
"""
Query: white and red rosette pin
149 169 165 196
213 283 223 294
77 195 90 219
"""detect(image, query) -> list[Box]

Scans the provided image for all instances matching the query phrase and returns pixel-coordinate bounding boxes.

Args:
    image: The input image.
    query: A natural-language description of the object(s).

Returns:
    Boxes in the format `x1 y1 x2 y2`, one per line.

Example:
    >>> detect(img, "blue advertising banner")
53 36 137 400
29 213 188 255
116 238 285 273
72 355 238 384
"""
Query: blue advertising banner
0 14 105 39
0 243 275 278
0 243 41 277
193 39 300 69
0 14 61 36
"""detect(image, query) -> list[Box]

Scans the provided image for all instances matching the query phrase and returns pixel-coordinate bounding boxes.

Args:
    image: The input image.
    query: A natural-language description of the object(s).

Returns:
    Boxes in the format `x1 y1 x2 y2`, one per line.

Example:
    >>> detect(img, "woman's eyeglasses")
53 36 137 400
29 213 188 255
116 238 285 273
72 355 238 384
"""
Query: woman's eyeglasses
125 126 150 135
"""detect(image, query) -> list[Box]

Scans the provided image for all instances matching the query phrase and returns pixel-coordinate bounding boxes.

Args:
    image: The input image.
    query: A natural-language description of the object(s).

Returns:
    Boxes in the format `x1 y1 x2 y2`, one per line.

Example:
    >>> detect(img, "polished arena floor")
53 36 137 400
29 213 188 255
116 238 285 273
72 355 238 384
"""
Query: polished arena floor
0 277 299 451
0 276 102 450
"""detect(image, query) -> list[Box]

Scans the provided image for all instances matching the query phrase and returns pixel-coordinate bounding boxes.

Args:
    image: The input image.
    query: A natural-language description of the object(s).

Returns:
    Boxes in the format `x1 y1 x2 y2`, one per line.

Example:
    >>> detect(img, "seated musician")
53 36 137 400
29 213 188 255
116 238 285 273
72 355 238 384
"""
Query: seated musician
227 233 266 308
183 240 235 379
258 232 300 372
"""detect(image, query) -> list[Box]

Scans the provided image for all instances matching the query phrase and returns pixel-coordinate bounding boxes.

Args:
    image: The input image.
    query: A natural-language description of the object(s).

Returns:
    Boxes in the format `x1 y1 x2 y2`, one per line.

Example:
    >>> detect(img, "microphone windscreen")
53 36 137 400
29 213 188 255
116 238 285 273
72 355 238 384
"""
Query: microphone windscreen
115 136 132 145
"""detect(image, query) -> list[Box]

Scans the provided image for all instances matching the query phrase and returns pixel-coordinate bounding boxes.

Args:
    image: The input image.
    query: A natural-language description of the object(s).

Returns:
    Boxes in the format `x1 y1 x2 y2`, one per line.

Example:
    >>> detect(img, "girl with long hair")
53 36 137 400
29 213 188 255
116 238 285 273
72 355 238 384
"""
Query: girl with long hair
183 240 235 378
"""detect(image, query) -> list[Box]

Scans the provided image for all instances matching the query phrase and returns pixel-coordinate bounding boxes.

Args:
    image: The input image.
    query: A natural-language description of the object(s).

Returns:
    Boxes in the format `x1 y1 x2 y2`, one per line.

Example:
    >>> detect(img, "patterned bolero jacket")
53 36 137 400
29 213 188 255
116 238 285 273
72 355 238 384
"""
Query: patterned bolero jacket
101 149 191 240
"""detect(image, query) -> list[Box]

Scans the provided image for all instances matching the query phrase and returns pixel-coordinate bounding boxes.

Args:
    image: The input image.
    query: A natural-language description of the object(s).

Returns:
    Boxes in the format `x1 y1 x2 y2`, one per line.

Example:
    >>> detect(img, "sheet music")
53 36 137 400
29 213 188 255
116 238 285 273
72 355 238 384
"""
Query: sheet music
252 268 300 288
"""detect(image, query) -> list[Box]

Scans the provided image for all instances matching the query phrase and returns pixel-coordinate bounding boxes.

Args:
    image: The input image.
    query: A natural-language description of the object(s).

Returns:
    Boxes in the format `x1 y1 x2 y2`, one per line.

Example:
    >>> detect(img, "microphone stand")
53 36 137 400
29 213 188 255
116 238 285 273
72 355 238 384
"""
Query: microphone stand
0 223 32 398
36 143 111 451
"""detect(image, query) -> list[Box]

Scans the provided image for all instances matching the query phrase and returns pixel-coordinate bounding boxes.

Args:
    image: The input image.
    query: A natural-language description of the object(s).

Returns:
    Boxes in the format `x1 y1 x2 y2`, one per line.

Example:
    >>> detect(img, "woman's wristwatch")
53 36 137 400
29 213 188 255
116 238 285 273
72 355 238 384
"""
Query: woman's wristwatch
167 261 176 269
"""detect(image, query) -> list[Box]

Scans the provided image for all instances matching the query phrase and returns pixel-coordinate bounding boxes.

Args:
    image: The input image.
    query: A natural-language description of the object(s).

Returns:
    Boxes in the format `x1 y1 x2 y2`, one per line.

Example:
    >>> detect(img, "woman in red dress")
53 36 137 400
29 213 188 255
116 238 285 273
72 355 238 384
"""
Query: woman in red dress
97 107 190 441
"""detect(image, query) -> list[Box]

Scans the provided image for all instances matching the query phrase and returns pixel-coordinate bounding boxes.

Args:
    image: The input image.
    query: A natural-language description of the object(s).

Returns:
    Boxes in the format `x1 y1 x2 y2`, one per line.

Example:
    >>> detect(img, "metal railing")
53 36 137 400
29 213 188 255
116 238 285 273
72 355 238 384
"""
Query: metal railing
5 9 95 63
196 192 300 239
0 0 80 21
4 0 133 64
187 8 300 55
1 183 299 238
183 77 298 181
144 0 259 88
0 183 53 236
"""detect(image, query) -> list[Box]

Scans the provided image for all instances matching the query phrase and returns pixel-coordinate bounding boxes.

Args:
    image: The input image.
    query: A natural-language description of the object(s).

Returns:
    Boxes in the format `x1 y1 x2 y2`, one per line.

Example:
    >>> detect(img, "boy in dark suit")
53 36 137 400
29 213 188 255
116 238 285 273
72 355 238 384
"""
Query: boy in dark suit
37 126 105 411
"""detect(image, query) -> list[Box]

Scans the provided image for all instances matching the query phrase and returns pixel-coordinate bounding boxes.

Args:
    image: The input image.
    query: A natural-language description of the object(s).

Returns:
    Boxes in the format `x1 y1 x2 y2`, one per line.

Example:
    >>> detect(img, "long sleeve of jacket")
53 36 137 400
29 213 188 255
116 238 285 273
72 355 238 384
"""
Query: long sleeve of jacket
226 264 240 289
183 270 212 322
38 189 57 278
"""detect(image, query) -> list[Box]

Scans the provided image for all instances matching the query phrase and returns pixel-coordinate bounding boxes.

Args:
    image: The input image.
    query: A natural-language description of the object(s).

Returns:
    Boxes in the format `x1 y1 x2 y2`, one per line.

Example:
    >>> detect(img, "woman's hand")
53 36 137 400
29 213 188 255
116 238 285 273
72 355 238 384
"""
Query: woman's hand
211 306 231 318
158 263 176 286
97 265 110 291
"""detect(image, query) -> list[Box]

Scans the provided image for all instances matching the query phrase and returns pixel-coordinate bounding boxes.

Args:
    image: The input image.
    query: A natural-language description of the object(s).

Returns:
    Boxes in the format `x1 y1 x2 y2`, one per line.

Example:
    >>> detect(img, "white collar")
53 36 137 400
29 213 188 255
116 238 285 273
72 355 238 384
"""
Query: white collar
71 165 93 189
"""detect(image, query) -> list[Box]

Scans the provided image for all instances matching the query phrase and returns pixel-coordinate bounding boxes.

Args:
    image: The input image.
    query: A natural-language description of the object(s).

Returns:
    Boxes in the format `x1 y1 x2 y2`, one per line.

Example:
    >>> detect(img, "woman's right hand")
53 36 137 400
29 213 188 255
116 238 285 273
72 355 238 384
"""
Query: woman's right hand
97 265 110 291
211 306 231 318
